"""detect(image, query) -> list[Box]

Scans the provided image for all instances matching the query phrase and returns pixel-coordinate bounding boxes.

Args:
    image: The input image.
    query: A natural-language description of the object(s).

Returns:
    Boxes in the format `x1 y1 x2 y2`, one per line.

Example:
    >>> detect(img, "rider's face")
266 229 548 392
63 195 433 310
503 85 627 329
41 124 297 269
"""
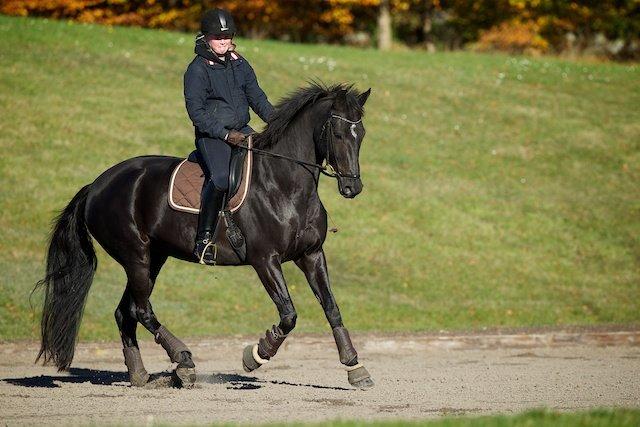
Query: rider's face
206 34 233 56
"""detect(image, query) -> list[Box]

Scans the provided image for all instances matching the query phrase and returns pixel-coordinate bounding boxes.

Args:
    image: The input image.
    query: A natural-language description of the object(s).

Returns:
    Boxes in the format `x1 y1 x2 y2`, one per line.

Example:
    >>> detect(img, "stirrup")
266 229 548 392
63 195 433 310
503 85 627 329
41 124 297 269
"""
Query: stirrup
196 239 218 265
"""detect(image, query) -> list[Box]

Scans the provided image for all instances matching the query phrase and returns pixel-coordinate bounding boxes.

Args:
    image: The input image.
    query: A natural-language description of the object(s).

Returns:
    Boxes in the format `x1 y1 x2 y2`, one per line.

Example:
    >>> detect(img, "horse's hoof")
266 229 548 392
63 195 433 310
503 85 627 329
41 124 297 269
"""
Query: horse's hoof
242 344 265 372
129 370 150 387
123 347 149 387
175 367 197 388
347 365 374 390
351 376 375 390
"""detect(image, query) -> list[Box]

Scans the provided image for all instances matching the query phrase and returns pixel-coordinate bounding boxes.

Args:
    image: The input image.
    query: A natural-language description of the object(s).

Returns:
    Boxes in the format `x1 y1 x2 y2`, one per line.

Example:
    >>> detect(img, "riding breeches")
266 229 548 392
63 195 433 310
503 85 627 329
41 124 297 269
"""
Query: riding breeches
196 137 231 191
195 125 252 191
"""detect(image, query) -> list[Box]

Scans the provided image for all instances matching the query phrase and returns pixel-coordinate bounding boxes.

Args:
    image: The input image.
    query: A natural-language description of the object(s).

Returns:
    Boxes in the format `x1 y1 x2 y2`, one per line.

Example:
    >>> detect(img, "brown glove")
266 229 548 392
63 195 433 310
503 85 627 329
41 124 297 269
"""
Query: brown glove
226 130 246 146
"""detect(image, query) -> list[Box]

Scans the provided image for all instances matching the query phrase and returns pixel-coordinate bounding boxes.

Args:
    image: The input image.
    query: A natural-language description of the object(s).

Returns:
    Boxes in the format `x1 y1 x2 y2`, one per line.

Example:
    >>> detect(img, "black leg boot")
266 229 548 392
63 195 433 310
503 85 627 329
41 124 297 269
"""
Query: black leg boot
194 180 226 265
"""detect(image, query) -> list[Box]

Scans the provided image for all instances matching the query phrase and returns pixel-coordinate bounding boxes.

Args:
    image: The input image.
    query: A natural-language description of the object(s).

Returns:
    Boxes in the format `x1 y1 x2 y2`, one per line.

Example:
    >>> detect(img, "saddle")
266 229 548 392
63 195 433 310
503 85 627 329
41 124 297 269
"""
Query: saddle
168 136 253 214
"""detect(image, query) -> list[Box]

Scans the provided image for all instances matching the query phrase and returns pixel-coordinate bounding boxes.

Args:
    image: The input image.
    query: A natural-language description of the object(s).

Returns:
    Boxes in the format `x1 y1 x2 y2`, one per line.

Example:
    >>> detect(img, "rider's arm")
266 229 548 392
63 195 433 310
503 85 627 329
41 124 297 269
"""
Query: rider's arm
184 62 228 140
243 62 274 123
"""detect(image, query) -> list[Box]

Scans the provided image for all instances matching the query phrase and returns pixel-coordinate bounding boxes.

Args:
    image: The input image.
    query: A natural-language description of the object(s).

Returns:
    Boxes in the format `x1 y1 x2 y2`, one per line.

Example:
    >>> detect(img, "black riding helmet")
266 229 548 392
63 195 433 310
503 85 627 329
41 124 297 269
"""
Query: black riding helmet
201 8 236 37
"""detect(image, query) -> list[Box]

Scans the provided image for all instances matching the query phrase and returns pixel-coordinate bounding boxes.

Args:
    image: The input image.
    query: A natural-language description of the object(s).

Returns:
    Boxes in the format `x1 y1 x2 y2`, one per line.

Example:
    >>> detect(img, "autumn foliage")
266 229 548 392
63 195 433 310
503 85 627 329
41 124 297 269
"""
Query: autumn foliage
476 19 550 55
2 0 638 59
0 0 376 41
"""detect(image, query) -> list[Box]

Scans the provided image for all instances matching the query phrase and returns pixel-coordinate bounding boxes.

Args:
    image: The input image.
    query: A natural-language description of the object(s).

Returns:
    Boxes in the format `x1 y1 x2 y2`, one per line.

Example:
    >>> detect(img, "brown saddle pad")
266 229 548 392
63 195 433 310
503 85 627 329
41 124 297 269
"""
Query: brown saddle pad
168 137 253 214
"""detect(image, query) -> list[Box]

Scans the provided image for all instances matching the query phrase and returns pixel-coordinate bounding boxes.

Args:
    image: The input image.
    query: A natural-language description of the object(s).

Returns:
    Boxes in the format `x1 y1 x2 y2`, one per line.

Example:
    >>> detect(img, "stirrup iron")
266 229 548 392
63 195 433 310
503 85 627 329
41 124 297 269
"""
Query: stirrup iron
198 238 218 265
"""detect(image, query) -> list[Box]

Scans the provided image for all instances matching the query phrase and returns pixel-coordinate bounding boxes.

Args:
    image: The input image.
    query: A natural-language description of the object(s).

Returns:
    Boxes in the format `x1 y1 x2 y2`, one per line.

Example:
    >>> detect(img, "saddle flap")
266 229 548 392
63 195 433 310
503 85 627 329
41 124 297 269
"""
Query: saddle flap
229 147 248 197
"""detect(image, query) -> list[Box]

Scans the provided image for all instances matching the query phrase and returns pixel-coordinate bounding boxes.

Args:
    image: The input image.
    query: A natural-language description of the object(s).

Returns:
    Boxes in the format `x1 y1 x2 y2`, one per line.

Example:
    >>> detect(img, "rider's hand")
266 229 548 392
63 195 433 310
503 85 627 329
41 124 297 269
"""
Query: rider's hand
226 130 246 146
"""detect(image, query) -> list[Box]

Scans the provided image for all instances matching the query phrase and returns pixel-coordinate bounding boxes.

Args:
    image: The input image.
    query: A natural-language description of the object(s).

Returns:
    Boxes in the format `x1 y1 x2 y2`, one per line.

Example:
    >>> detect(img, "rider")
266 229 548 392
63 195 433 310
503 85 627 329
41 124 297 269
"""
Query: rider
184 8 274 265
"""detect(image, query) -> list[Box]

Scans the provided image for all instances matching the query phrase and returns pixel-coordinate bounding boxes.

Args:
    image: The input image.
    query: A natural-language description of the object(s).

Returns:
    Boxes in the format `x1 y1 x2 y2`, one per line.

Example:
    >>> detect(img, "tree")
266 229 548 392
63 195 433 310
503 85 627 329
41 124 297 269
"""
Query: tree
378 0 392 49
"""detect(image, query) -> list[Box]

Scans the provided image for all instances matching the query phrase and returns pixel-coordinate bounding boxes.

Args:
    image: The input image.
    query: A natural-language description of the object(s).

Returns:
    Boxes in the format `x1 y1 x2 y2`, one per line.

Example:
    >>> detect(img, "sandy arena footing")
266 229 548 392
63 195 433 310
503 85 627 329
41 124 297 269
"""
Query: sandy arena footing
1 329 639 425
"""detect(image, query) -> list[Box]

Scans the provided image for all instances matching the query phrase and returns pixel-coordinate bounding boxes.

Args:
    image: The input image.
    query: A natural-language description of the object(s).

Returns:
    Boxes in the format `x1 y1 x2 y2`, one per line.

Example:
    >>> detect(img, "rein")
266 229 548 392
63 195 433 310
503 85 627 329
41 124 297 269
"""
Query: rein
239 144 337 178
238 114 362 180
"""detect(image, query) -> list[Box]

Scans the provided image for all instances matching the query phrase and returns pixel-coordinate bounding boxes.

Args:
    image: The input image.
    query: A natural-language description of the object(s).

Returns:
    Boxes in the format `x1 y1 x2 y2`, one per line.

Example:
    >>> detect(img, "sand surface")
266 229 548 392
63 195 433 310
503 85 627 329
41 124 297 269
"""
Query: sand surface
1 330 639 425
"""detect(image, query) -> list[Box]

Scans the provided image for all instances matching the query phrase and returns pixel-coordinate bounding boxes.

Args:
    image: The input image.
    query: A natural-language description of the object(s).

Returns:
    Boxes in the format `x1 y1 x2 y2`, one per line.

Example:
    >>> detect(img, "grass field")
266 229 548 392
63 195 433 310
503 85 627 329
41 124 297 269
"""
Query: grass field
262 409 640 426
0 16 638 341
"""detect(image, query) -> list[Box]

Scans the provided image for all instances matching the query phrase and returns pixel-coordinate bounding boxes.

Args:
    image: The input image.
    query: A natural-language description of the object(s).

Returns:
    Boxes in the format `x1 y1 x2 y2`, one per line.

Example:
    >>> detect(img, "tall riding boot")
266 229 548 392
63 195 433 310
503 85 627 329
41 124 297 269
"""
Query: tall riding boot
194 180 226 265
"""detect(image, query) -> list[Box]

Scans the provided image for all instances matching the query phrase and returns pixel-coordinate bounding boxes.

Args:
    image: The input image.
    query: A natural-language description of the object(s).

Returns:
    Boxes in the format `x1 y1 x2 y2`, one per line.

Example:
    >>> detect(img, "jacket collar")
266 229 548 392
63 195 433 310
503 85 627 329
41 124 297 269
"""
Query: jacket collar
195 40 225 64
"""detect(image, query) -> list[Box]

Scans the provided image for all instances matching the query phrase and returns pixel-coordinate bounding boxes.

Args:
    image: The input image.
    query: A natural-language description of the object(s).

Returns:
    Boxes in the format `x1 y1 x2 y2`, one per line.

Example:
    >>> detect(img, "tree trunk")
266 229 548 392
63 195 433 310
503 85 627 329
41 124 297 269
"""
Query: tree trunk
378 0 392 50
418 2 436 52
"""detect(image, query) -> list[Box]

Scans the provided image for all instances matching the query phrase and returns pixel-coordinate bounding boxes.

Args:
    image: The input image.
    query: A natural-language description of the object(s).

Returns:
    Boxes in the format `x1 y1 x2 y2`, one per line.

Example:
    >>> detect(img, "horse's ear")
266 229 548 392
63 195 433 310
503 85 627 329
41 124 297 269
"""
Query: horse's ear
357 88 371 107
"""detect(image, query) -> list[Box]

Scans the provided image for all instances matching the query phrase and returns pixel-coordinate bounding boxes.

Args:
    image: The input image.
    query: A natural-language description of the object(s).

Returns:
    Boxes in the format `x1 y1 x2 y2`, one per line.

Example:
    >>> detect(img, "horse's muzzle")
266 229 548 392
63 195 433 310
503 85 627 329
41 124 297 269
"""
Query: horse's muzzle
338 177 363 199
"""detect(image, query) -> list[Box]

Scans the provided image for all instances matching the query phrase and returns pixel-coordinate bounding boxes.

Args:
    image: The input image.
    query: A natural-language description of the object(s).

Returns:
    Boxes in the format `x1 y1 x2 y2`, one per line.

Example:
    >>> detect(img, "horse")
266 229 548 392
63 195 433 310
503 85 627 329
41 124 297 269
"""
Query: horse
34 82 373 389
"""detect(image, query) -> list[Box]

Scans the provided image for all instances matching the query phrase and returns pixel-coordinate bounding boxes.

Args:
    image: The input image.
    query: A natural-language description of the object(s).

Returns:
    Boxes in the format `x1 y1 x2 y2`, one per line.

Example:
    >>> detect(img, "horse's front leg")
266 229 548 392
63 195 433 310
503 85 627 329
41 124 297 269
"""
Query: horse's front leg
295 249 374 389
243 255 297 372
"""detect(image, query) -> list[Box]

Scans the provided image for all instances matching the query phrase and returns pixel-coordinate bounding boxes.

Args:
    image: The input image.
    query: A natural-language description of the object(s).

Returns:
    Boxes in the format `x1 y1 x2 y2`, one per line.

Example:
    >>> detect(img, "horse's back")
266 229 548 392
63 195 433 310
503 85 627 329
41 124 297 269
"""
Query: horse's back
85 155 183 251
89 155 179 194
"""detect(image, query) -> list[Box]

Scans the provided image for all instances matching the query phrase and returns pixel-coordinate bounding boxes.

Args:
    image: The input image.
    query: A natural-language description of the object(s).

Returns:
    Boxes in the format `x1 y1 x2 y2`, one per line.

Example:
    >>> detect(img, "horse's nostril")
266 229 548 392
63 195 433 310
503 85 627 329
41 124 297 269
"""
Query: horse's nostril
344 187 353 196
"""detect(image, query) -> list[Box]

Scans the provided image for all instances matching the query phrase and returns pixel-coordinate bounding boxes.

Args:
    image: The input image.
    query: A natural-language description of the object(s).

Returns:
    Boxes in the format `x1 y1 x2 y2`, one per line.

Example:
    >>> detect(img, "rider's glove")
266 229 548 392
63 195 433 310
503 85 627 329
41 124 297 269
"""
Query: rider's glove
226 130 246 146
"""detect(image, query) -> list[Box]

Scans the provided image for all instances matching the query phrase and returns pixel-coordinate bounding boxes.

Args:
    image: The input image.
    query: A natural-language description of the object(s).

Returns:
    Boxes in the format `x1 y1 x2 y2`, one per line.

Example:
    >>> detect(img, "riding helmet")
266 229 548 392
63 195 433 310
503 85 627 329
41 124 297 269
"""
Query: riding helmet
201 8 236 37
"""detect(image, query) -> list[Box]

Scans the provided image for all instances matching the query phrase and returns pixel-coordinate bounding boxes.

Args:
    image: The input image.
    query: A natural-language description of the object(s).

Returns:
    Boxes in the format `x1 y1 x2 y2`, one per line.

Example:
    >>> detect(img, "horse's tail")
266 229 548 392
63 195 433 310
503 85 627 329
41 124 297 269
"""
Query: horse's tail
34 184 97 371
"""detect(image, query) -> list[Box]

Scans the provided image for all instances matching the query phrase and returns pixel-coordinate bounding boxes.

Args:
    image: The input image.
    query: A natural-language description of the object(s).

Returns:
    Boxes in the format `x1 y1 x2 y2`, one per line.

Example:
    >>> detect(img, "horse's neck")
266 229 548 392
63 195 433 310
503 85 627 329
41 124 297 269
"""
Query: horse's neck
255 104 326 191
271 110 322 165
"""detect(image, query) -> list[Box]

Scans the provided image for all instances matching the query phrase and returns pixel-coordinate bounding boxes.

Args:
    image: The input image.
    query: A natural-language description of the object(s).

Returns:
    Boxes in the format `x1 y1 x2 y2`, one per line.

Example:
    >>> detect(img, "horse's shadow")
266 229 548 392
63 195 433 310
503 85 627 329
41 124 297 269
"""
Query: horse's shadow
3 369 350 391
3 367 130 388
206 372 350 391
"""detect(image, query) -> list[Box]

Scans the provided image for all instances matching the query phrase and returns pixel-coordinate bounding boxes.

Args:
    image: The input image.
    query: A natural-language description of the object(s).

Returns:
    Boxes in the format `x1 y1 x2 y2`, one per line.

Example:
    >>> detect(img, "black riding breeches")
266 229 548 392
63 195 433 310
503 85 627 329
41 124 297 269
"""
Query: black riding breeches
195 125 252 191
196 137 231 191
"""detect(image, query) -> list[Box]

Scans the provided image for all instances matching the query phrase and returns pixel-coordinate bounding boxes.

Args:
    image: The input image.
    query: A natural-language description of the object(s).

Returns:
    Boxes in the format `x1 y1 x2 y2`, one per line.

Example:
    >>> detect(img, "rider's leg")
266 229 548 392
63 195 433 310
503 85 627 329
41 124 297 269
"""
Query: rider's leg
193 137 231 265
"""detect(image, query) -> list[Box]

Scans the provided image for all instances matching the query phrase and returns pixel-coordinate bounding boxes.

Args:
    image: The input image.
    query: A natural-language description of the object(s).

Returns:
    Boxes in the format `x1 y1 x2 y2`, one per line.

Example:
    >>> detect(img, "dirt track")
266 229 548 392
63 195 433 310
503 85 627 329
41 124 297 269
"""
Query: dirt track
1 330 639 425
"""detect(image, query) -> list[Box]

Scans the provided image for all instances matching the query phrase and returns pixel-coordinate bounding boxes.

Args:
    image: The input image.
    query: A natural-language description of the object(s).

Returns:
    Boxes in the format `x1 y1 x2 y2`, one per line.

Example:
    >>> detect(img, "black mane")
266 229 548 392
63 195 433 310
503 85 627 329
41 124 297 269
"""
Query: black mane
254 81 363 149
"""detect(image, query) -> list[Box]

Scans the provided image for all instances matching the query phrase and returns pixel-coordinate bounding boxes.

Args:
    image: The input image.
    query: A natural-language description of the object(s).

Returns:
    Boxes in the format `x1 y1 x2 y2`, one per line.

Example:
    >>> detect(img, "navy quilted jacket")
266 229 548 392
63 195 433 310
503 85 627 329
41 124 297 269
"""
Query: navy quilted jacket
184 40 274 140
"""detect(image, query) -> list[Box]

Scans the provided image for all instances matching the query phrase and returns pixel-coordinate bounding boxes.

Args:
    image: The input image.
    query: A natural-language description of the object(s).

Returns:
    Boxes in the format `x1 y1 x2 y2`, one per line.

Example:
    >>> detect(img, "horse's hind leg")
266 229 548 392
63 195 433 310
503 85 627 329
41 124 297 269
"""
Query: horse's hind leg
115 288 149 387
295 249 374 389
115 252 170 387
125 253 197 388
243 256 297 372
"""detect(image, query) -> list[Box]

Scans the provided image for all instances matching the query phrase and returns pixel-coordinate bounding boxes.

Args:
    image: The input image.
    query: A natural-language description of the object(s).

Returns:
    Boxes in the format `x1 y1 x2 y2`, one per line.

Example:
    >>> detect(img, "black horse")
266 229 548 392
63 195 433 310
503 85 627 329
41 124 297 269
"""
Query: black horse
35 82 374 389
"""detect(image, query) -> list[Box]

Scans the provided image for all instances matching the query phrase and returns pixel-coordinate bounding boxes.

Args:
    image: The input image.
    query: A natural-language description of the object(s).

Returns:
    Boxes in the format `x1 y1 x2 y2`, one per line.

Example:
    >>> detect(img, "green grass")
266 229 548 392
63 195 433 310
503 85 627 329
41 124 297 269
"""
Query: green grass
254 409 640 426
0 16 638 341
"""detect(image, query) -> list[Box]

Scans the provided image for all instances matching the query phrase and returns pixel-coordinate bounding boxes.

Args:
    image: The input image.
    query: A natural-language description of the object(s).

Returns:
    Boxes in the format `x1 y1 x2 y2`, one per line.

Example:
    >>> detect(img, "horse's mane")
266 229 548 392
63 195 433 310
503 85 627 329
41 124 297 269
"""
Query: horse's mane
254 81 364 149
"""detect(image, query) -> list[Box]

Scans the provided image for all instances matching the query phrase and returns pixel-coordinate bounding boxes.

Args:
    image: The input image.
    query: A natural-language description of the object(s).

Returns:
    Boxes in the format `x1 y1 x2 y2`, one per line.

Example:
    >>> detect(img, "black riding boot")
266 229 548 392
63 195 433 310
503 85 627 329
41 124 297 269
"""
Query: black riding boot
194 180 226 265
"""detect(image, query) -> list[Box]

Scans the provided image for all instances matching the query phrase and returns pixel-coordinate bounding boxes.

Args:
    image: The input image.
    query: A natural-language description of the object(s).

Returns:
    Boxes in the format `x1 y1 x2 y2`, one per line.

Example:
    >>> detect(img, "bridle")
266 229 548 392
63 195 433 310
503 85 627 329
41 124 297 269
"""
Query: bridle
238 113 362 180
319 114 362 179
